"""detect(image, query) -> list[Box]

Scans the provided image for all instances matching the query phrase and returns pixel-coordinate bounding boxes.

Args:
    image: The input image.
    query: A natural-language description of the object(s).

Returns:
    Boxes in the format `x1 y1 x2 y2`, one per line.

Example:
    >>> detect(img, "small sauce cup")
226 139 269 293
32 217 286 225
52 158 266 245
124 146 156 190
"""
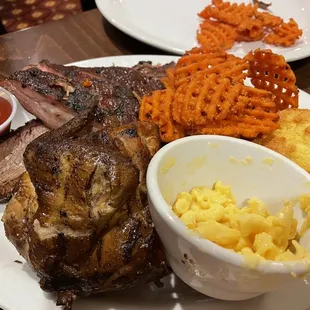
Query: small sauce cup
0 87 18 137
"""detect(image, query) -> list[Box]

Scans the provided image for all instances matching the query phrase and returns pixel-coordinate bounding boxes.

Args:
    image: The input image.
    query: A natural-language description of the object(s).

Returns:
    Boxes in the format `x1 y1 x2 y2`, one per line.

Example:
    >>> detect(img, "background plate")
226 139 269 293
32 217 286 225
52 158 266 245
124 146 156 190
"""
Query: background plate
95 0 310 61
1 55 310 310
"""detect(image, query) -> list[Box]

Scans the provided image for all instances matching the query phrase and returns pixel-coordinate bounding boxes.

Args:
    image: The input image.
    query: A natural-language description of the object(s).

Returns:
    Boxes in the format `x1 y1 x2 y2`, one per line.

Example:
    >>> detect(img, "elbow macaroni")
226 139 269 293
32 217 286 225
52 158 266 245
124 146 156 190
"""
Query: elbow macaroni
172 181 310 265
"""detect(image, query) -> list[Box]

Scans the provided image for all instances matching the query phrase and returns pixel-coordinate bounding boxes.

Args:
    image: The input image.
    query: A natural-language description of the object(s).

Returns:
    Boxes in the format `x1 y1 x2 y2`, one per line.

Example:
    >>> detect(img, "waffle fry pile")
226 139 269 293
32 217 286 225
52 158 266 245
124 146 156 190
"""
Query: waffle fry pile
197 0 302 50
139 48 299 143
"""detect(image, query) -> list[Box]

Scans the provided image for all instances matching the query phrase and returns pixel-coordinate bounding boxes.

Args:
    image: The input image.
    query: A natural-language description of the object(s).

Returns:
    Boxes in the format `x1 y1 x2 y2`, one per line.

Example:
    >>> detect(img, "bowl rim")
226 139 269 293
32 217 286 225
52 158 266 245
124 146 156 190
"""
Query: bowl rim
0 87 18 132
147 135 310 275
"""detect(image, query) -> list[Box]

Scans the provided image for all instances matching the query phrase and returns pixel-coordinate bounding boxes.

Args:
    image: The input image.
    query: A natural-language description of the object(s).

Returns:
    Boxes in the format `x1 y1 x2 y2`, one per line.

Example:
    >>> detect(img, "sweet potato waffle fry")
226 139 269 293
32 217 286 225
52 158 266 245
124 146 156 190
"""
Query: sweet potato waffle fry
197 0 302 50
199 1 257 27
255 11 283 28
162 48 226 89
162 67 176 89
187 84 279 138
139 48 300 142
197 20 237 50
245 49 299 109
188 117 279 138
237 19 264 42
139 89 184 142
172 74 244 127
184 46 224 56
264 18 303 47
171 48 248 88
176 48 227 79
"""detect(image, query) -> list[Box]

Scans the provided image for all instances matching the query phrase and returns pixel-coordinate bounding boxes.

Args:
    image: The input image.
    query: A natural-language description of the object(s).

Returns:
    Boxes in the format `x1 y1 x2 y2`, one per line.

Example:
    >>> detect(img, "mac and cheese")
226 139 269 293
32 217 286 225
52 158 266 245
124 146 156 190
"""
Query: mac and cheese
173 181 310 265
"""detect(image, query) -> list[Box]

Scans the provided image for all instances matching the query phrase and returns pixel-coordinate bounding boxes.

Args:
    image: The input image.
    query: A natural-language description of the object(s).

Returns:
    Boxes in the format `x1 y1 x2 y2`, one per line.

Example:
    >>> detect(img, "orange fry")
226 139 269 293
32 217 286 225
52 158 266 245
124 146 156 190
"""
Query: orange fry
199 1 257 27
159 90 185 142
174 54 227 87
264 18 303 47
161 67 176 89
174 56 248 87
189 117 279 139
139 90 184 142
197 0 302 50
184 46 226 56
245 49 299 109
197 20 237 50
237 19 265 42
255 11 283 27
139 90 161 123
188 84 279 138
171 70 278 129
212 0 224 6
172 47 248 88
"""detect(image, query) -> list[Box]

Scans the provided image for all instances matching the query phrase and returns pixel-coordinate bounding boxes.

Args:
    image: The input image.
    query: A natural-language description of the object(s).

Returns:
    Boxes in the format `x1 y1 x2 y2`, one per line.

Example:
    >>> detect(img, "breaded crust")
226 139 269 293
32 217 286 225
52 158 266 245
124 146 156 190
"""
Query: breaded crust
254 109 310 173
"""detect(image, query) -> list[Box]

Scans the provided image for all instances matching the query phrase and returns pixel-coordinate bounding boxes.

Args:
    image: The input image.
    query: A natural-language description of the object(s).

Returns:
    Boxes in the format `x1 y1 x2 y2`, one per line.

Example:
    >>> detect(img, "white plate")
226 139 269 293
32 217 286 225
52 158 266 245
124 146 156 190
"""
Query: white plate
1 55 310 310
95 0 310 61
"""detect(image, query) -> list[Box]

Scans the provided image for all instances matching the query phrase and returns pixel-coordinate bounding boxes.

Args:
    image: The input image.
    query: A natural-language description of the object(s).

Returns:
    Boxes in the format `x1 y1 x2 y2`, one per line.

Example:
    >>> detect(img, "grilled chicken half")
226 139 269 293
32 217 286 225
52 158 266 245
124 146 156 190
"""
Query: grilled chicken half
2 105 169 310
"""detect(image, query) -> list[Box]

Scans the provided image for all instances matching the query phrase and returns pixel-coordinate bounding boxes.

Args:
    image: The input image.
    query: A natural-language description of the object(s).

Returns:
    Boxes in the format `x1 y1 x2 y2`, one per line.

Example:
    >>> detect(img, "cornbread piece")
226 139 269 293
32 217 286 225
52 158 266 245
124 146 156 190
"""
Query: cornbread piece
254 109 310 172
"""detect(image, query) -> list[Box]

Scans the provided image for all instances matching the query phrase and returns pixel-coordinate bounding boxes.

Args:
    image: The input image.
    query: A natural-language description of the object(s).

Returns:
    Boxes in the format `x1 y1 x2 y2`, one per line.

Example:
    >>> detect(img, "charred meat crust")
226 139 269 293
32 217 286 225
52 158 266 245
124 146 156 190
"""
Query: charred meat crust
0 79 76 129
1 60 171 130
1 60 173 309
0 120 49 203
3 103 168 310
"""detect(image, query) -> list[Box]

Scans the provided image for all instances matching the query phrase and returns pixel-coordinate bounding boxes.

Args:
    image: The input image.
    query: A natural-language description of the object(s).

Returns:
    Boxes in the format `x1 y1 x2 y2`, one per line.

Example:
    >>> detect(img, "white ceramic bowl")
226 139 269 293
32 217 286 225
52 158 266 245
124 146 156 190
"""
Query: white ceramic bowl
0 87 18 137
147 135 310 301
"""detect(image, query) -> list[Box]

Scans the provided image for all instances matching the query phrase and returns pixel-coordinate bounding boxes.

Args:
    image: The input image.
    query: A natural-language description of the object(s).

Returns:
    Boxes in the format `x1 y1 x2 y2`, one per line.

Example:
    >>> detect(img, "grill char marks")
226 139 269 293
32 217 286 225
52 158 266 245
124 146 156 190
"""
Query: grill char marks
37 60 166 127
2 104 168 310
0 59 173 200
0 77 77 130
7 60 167 129
10 68 68 101
0 59 174 310
6 67 94 118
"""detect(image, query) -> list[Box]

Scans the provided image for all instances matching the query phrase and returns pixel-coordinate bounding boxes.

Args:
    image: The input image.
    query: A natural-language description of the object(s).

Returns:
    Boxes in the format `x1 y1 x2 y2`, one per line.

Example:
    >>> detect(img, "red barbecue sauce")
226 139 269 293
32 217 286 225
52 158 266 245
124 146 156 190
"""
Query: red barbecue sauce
0 97 12 125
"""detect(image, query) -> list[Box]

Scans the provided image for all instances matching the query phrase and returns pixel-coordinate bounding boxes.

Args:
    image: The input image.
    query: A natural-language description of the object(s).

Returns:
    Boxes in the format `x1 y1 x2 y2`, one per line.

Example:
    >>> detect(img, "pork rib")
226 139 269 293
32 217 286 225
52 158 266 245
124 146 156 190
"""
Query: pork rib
0 60 168 130
0 79 76 129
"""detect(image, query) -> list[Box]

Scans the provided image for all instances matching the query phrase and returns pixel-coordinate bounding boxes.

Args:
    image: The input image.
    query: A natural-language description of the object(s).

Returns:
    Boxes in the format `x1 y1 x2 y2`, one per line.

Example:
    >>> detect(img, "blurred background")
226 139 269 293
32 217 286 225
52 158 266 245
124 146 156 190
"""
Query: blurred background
0 0 97 34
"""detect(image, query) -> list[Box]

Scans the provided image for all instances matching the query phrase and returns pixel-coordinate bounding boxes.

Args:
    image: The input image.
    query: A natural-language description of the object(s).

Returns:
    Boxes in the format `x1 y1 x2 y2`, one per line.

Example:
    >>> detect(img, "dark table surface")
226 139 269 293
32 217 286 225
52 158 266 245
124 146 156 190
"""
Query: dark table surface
0 9 166 79
0 9 310 94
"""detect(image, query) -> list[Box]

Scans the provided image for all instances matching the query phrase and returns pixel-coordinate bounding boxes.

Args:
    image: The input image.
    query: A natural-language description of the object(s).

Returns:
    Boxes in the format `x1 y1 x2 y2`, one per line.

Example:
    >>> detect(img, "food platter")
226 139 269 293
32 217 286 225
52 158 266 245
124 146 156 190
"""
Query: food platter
1 55 310 310
95 0 310 61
